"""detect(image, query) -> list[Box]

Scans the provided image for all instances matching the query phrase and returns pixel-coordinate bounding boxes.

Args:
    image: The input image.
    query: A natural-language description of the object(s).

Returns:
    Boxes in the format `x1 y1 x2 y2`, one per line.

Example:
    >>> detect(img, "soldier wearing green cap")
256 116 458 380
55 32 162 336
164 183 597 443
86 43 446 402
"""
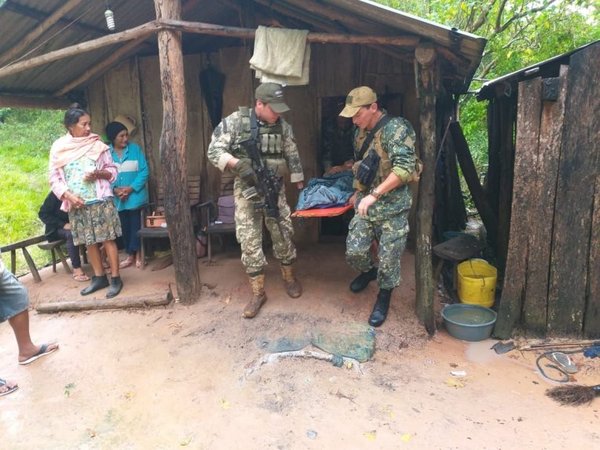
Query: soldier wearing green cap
340 86 418 327
207 83 304 319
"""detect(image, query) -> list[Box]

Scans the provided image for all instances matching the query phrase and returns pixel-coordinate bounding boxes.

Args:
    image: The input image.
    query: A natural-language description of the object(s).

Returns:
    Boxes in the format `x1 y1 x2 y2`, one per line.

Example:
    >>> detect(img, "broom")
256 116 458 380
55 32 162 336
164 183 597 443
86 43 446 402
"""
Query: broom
546 384 600 406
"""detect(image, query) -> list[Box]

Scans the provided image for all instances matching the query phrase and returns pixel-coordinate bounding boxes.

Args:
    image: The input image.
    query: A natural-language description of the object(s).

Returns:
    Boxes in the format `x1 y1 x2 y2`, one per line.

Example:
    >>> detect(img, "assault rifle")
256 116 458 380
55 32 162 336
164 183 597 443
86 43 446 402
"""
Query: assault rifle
238 110 281 219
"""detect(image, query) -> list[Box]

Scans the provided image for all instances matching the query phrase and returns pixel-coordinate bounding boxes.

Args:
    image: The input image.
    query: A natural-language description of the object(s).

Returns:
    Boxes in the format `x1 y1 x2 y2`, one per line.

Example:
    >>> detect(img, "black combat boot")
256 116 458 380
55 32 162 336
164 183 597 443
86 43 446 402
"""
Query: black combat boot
80 275 109 296
368 288 392 327
350 267 378 293
106 276 123 299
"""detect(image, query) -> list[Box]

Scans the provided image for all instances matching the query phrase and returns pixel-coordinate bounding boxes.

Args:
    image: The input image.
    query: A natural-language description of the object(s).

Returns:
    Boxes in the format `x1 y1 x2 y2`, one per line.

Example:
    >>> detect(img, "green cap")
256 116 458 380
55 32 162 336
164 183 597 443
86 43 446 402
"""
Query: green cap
255 83 290 113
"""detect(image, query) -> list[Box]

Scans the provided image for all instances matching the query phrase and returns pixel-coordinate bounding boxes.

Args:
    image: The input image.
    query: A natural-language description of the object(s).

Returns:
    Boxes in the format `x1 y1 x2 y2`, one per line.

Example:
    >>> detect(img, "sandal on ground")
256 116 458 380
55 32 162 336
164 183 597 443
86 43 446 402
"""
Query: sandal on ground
119 256 135 269
18 343 59 366
135 257 142 269
0 378 18 397
72 272 90 282
548 351 579 374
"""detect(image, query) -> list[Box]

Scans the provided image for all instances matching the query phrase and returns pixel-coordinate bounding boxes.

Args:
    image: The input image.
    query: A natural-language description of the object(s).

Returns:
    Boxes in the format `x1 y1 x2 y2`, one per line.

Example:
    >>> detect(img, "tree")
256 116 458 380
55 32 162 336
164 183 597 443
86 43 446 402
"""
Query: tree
378 0 599 87
377 0 599 162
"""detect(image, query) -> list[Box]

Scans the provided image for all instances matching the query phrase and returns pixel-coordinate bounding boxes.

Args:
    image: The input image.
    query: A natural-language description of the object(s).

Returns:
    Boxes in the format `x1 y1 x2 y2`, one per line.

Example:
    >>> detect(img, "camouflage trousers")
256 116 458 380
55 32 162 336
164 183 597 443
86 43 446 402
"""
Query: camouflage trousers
346 213 409 289
234 180 296 274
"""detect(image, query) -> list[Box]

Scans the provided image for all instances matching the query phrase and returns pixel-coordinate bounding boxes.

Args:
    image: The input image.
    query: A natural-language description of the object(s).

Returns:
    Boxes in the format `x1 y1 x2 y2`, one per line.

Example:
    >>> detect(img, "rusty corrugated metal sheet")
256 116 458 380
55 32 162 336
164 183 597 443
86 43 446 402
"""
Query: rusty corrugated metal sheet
0 0 486 98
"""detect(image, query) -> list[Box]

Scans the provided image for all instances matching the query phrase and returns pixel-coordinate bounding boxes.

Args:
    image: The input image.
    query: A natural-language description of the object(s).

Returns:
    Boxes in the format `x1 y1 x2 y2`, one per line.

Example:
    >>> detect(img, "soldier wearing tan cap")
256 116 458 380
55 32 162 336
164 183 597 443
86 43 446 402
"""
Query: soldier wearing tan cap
207 83 304 318
340 86 418 327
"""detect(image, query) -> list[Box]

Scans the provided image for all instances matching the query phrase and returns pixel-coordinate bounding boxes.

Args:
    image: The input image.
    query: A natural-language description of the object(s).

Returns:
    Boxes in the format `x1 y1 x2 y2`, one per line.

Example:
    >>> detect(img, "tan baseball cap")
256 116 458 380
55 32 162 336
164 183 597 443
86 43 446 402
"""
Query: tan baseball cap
255 83 290 113
339 86 377 117
113 114 137 136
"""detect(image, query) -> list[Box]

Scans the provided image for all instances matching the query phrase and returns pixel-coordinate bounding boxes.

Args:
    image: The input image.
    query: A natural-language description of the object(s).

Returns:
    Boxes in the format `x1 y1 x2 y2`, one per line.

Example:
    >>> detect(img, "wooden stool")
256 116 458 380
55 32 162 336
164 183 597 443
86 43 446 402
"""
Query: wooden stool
38 240 72 274
433 234 483 299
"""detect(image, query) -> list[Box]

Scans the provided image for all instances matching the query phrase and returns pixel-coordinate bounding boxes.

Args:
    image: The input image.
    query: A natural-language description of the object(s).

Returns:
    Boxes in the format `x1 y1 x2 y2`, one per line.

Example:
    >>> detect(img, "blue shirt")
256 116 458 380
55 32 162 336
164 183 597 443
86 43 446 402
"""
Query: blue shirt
109 142 149 211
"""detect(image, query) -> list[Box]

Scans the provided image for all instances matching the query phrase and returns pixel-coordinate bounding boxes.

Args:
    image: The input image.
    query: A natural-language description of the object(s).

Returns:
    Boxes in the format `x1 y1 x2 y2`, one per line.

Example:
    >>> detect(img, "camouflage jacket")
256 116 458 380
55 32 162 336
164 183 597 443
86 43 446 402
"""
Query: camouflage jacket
354 115 416 220
207 108 304 183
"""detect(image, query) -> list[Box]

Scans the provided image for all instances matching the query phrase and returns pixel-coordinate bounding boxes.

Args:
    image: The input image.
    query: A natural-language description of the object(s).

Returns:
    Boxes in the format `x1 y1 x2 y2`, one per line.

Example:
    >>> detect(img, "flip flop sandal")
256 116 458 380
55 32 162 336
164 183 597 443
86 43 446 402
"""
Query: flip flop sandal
19 343 59 366
72 273 90 282
0 378 18 397
548 351 579 374
119 258 134 269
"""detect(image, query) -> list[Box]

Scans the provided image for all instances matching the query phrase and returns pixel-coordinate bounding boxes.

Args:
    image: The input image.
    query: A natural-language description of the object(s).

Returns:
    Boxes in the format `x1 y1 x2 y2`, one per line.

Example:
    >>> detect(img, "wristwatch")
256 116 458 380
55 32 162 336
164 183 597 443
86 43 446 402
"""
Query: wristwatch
370 187 382 200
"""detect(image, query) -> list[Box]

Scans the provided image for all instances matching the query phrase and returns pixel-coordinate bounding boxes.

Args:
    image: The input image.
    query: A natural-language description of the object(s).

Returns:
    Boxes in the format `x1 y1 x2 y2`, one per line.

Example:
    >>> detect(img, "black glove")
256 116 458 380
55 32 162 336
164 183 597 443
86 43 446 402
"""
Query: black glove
233 158 257 186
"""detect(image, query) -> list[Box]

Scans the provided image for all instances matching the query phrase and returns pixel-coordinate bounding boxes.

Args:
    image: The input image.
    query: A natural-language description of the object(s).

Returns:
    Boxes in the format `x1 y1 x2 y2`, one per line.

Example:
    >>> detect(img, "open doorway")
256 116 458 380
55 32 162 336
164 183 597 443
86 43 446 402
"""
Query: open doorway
318 96 355 240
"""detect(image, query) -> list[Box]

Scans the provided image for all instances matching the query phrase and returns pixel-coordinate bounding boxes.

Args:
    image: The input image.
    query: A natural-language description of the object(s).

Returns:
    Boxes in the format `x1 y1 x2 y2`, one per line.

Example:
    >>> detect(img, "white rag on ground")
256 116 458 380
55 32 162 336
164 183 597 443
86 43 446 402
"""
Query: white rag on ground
249 26 311 86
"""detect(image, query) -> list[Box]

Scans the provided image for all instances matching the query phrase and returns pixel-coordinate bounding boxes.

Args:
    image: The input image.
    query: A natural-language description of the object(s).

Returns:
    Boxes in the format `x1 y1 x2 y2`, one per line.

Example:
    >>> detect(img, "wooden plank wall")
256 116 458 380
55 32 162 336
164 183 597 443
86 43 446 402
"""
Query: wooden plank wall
486 92 517 273
496 42 600 338
548 45 599 336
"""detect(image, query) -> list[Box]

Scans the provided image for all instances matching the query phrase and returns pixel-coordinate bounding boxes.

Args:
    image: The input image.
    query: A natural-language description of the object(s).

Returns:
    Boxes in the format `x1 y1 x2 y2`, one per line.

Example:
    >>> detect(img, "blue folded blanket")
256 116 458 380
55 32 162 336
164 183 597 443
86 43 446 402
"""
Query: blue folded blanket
296 171 354 210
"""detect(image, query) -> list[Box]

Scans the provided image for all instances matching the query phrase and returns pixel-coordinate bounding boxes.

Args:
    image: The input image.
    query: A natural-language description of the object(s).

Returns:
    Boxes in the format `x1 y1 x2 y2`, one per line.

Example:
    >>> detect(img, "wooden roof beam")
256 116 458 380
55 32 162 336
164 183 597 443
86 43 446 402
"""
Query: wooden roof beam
0 19 420 81
2 0 107 38
0 21 159 80
161 19 420 46
252 1 415 64
54 37 150 97
0 0 84 67
0 93 71 109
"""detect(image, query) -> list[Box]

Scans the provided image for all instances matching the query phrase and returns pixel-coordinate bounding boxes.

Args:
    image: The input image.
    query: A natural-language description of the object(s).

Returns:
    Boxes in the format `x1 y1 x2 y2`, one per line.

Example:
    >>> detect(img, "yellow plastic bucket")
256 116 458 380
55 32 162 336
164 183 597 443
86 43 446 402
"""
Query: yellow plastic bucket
457 259 497 308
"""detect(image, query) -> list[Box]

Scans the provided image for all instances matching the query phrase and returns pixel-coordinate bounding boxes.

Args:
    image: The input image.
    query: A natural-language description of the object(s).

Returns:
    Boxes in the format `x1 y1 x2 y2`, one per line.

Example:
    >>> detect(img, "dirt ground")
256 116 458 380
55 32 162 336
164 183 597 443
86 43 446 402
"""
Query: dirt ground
1 242 599 449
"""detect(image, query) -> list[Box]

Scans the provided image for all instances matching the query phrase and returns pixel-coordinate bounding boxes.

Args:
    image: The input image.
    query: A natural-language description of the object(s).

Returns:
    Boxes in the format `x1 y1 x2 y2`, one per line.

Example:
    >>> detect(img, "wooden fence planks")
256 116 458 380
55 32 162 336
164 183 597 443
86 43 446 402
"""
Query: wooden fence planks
584 174 600 337
494 78 542 338
522 67 568 334
547 45 599 335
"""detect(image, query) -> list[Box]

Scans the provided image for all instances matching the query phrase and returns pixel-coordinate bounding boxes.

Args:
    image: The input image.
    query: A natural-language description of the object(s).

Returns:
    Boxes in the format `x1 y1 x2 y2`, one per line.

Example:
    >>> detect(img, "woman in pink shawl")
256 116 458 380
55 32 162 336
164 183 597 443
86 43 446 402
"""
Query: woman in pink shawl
49 104 123 298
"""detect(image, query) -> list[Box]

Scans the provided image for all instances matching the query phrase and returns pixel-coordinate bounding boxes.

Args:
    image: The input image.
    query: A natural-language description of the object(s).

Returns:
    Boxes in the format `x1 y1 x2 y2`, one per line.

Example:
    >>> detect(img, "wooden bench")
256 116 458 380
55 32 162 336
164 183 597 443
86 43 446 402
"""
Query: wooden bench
37 240 72 275
0 234 46 282
138 175 202 268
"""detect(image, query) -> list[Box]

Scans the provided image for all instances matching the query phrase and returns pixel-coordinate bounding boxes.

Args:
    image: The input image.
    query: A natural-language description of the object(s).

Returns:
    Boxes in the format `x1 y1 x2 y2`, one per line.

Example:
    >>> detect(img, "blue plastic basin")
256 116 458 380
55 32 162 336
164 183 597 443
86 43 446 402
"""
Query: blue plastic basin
442 304 497 342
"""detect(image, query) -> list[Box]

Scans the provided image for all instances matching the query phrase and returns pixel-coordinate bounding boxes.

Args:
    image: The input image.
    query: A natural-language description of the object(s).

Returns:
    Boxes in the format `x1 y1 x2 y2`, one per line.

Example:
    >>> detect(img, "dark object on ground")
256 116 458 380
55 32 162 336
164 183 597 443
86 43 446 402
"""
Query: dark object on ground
546 384 600 406
491 340 516 354
583 345 600 358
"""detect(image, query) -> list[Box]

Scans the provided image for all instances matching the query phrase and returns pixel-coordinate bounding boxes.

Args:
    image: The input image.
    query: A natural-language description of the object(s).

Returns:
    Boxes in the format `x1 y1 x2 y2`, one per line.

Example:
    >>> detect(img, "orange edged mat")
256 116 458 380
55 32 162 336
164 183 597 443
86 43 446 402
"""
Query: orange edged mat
291 203 353 218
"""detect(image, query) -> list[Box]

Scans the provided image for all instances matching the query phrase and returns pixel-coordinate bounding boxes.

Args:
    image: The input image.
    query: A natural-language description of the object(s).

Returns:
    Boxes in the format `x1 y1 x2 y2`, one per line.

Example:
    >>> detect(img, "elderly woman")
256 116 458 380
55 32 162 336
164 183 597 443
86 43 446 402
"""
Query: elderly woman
49 104 123 298
106 120 149 269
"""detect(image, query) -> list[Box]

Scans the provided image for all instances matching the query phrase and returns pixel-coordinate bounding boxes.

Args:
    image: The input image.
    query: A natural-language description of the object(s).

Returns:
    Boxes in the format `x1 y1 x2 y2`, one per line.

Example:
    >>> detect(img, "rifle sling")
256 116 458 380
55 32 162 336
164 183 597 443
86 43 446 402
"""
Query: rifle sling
250 109 259 147
357 114 392 160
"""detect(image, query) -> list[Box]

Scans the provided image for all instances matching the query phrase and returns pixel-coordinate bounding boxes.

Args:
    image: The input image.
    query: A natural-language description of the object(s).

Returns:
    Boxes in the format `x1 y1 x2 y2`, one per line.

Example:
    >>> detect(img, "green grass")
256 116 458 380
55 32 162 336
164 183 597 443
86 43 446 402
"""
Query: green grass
0 108 64 275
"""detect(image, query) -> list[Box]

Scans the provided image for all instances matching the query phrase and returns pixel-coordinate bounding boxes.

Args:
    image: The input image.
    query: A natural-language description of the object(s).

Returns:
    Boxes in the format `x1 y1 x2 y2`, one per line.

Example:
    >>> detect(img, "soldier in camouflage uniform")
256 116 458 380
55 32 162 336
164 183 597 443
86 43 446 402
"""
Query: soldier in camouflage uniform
339 86 417 327
207 83 304 318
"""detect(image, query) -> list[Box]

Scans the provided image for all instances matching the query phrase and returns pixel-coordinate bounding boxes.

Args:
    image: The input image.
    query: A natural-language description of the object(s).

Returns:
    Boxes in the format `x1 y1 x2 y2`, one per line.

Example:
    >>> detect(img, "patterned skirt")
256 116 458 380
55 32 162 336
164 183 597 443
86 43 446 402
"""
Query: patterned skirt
69 200 122 246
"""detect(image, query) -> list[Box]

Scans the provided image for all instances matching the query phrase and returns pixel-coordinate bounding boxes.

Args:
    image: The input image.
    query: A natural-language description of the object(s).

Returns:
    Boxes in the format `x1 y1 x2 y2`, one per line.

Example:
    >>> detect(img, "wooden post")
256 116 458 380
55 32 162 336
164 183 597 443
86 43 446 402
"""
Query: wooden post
154 0 201 303
414 44 437 335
